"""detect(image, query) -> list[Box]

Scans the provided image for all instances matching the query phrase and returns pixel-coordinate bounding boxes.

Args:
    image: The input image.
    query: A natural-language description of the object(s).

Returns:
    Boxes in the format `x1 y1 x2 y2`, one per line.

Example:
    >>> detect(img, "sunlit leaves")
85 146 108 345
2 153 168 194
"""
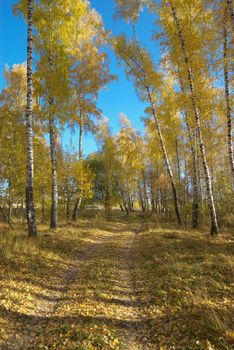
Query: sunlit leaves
115 0 145 22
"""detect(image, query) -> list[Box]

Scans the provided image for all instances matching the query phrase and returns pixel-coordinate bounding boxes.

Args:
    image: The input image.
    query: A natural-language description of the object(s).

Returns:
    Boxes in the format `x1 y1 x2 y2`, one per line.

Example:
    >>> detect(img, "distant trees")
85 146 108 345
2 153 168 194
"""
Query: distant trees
0 0 233 235
116 115 147 214
68 9 115 221
59 153 94 224
0 65 27 226
93 119 119 216
111 0 234 234
113 34 182 225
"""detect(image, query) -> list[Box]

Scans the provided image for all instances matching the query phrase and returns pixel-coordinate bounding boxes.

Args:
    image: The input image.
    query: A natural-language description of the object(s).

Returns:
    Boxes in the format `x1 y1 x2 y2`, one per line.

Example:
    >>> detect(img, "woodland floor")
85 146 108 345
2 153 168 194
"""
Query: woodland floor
0 213 233 350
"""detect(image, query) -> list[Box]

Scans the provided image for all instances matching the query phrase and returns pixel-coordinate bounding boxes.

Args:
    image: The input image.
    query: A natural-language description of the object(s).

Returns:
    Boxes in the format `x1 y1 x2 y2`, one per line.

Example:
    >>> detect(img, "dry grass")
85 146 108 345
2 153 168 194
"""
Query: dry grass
136 224 234 349
0 215 233 350
0 220 109 348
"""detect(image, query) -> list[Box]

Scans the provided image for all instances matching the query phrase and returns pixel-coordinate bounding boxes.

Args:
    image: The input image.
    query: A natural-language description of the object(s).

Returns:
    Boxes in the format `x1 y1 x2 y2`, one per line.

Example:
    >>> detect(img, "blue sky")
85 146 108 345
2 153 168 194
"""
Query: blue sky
0 0 160 156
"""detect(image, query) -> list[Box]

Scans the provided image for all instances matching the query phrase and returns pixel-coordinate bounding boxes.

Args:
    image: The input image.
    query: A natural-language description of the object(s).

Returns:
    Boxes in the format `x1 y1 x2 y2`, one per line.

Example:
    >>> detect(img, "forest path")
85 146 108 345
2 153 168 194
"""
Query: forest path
111 224 151 350
1 217 234 349
1 220 152 350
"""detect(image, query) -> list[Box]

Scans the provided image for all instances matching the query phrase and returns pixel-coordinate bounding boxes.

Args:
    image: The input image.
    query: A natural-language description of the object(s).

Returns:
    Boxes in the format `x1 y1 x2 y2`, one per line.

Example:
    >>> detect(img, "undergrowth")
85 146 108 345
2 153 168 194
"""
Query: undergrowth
136 224 234 350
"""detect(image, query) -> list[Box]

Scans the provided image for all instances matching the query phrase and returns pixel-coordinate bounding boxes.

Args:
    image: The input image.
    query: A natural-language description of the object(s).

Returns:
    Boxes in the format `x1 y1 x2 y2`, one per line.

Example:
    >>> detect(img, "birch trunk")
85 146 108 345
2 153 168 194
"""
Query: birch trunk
149 171 156 213
25 0 37 237
179 77 199 228
72 197 82 221
223 9 234 187
138 185 146 212
118 183 130 215
79 116 83 160
72 116 83 222
147 88 182 225
49 112 58 229
170 1 218 235
142 169 149 212
127 183 134 211
182 138 188 227
175 138 181 183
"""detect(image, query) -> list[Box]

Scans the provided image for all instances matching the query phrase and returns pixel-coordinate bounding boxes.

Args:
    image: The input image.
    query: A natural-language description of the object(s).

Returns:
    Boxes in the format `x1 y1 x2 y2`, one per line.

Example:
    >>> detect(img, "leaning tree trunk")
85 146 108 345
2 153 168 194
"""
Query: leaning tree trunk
72 117 83 222
117 182 129 215
25 0 37 237
49 112 58 229
170 1 218 235
223 8 234 188
119 202 125 212
175 138 181 183
179 76 199 228
147 88 182 225
189 130 200 229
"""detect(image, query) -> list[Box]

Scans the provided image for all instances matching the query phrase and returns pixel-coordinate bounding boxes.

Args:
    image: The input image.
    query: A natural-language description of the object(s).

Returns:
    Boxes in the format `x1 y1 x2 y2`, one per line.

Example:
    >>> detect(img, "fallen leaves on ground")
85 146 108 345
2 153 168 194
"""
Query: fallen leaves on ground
0 215 233 349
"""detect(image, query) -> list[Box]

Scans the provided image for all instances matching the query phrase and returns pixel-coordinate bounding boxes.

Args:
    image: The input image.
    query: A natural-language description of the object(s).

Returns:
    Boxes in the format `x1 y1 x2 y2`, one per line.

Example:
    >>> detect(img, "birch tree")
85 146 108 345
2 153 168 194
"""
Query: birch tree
223 2 234 187
164 0 219 235
69 9 114 221
114 36 182 225
25 0 37 237
34 0 88 229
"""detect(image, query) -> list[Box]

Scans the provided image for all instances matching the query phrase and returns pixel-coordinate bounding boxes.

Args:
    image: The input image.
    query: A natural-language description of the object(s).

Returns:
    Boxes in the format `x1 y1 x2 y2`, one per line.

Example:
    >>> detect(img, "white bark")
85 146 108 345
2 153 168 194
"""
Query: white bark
26 0 37 237
179 76 199 228
170 1 218 234
49 112 58 229
223 8 234 188
72 114 83 222
147 88 182 225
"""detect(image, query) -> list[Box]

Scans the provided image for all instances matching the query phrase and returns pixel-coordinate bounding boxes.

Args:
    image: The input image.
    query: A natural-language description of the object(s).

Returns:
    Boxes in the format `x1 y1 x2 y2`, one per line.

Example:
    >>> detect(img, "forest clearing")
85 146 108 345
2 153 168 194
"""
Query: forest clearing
0 0 234 349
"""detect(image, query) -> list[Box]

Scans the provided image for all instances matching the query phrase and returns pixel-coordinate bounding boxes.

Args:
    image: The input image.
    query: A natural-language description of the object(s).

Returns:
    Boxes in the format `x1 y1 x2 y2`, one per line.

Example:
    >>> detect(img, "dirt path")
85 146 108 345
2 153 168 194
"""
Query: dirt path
114 229 142 350
2 236 109 350
2 219 233 349
2 222 152 350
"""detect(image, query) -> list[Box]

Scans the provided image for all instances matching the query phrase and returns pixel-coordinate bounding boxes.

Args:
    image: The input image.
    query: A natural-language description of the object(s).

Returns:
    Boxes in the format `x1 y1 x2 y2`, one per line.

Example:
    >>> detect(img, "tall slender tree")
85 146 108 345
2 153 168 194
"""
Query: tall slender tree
178 77 200 228
25 0 37 237
223 4 234 187
34 0 88 229
168 0 218 235
49 96 58 229
69 11 114 221
114 36 182 225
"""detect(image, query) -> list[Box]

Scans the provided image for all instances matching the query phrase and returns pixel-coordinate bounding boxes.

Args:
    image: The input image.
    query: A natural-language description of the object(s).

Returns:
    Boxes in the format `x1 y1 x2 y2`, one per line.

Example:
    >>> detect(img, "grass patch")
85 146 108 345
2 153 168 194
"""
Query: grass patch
0 215 233 350
136 225 234 349
0 219 122 349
